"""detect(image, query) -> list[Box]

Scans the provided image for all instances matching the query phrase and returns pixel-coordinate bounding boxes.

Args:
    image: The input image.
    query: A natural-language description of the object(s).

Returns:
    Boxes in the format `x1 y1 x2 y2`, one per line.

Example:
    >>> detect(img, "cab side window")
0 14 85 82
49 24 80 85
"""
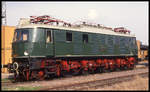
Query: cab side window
23 34 27 41
21 31 29 41
46 31 52 43
13 31 17 42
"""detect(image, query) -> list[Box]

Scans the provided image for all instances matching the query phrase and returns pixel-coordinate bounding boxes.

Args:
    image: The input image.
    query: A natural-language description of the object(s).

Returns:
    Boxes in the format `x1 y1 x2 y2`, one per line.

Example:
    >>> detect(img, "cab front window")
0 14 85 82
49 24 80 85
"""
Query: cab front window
21 31 29 41
13 28 31 42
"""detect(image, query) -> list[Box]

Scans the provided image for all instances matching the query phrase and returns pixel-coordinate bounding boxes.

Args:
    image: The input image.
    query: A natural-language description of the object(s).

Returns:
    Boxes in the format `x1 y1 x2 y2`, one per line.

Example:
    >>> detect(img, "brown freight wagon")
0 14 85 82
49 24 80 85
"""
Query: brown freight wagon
1 25 16 73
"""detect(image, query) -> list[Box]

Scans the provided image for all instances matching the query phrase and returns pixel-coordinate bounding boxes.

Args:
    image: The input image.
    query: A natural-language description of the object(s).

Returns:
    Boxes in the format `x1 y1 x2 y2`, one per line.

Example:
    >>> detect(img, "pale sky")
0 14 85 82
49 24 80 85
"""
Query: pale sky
4 1 149 45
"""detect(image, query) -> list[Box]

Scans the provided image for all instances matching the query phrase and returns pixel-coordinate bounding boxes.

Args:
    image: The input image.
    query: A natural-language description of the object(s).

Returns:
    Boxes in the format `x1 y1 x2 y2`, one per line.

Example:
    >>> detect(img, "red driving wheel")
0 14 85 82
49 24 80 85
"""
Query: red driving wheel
38 70 45 80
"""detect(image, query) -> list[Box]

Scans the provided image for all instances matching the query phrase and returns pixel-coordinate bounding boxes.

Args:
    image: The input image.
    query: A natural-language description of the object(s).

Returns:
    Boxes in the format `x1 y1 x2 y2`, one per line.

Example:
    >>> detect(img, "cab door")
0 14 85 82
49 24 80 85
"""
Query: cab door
45 29 54 57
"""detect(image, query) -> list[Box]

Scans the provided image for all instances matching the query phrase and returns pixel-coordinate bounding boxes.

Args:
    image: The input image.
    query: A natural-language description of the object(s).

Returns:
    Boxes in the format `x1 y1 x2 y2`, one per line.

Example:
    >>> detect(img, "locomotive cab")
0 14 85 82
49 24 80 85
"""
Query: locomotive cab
12 28 30 57
9 27 55 79
12 27 54 58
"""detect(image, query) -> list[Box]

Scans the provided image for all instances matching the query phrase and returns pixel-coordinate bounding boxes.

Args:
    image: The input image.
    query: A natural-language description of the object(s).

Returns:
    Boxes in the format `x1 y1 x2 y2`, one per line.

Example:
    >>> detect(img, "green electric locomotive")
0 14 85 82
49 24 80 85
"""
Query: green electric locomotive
8 15 138 81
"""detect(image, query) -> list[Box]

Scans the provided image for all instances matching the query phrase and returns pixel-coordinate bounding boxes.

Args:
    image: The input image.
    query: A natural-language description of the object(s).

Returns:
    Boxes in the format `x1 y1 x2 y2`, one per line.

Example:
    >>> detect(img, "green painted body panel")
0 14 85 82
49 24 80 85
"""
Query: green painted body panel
54 42 74 55
54 30 74 55
12 42 28 56
82 43 91 55
73 32 82 55
12 27 138 58
53 29 138 57
29 42 53 56
29 28 54 56
90 33 100 55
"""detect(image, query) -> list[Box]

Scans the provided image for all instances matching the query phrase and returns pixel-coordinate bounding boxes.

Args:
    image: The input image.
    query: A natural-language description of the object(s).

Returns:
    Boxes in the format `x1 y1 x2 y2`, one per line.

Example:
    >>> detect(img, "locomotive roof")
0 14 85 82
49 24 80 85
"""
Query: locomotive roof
17 24 135 37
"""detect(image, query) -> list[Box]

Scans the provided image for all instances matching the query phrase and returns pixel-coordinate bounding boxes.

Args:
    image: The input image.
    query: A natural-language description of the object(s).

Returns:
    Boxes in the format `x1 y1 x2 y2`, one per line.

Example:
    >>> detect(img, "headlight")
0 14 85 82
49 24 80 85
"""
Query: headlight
24 51 29 56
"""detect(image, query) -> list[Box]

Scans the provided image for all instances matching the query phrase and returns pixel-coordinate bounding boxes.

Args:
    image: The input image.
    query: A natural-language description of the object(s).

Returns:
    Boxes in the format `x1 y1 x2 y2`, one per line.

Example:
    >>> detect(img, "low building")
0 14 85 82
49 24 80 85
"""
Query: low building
136 40 148 61
1 25 16 73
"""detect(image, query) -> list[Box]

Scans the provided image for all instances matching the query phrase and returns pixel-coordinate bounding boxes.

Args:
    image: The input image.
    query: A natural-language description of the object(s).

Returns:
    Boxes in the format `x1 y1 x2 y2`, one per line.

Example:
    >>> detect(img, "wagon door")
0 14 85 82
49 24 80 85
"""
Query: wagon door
45 29 54 57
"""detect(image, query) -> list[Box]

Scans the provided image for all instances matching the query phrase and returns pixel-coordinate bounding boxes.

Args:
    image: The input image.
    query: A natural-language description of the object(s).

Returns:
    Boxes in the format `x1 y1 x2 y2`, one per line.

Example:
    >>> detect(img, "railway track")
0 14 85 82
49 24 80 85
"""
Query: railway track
40 69 148 90
1 80 36 87
2 66 148 90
